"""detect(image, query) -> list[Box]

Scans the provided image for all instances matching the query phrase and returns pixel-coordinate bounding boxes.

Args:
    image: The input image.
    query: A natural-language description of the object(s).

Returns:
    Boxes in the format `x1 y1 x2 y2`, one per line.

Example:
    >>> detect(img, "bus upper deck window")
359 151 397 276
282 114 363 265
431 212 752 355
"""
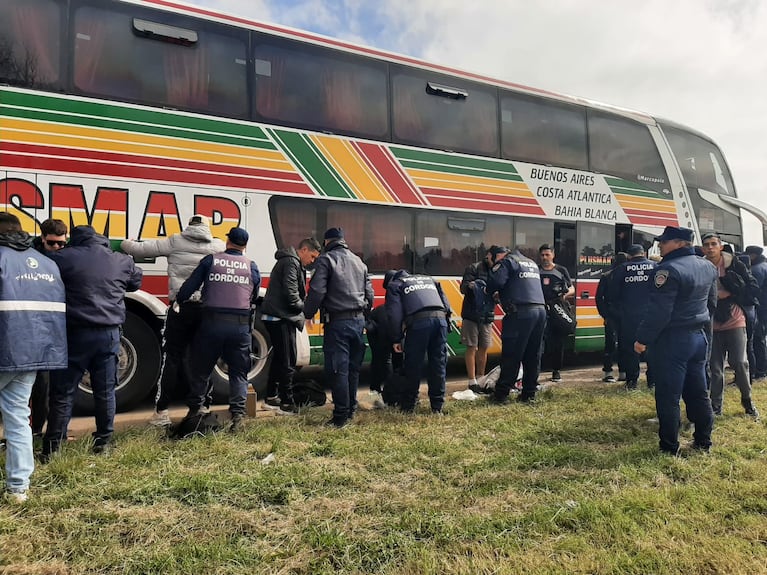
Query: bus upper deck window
132 18 198 46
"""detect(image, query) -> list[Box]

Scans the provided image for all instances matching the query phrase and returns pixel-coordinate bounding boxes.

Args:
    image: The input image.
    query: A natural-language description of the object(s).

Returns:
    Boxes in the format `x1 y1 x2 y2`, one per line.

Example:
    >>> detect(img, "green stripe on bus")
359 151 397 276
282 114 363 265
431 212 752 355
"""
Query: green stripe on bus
604 177 663 196
269 130 353 199
576 327 605 337
398 159 525 182
1 89 274 148
391 147 520 175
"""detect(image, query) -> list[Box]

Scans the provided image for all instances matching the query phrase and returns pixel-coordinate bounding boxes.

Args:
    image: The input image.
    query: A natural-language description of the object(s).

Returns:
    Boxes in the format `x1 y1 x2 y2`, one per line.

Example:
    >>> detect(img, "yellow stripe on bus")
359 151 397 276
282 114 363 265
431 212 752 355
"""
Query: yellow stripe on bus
1 118 294 172
407 169 534 196
310 136 393 203
614 194 678 211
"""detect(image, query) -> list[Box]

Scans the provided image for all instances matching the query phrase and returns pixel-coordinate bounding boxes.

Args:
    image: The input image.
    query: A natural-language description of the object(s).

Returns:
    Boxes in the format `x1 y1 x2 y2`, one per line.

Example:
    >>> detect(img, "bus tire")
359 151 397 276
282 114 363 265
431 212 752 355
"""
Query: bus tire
73 311 161 414
184 318 272 405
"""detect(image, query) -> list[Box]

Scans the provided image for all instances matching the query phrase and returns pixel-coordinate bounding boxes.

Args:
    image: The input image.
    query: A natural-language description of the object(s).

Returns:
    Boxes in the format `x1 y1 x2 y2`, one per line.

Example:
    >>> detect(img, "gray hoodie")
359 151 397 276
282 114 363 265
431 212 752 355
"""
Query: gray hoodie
121 224 225 301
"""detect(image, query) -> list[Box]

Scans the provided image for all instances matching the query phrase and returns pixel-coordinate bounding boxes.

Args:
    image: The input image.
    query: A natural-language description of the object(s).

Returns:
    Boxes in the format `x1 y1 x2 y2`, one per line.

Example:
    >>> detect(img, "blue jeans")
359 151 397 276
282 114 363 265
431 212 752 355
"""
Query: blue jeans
650 328 713 453
323 319 365 423
0 371 35 493
497 305 547 398
401 316 448 412
187 315 251 416
45 326 120 454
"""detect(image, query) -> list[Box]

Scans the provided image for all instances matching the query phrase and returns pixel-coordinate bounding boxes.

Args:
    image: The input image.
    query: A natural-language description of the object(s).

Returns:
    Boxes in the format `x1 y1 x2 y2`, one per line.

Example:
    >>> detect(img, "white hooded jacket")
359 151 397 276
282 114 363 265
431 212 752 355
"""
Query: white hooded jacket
121 224 225 301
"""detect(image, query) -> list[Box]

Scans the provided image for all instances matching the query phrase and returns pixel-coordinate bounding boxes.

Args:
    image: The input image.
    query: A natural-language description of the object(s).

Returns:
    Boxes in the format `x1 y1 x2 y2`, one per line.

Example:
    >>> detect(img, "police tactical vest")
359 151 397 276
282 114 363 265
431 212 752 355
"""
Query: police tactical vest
203 252 254 311
499 255 546 306
539 265 569 301
618 257 656 314
400 274 444 316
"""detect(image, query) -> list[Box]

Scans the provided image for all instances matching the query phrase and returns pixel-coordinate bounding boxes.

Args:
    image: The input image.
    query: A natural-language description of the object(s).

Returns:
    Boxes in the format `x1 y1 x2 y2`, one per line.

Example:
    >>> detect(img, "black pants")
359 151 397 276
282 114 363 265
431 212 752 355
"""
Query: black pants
30 371 49 434
155 302 203 411
543 323 565 372
602 319 618 373
264 320 297 403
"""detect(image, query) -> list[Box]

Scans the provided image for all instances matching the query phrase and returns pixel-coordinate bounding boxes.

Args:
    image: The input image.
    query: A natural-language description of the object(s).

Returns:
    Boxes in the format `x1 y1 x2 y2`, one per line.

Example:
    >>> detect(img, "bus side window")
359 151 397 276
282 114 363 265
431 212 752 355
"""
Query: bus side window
0 0 62 89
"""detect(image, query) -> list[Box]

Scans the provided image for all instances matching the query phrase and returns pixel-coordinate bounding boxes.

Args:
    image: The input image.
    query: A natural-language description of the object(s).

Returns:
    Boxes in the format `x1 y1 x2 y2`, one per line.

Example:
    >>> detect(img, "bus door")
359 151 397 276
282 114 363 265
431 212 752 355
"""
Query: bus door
615 223 633 254
554 222 577 279
575 222 615 352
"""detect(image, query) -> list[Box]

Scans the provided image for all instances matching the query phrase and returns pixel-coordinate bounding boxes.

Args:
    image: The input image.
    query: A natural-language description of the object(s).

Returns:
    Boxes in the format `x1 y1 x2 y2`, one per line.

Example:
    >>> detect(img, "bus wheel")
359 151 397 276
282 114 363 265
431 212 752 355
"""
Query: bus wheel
73 311 161 414
186 319 272 405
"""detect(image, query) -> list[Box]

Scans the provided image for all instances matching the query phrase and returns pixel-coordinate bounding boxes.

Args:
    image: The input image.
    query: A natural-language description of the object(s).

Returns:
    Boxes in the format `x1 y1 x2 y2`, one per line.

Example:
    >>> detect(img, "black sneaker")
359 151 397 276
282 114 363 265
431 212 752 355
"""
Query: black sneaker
92 442 112 456
743 401 760 421
324 417 348 428
488 394 509 405
230 414 245 433
263 396 281 411
625 380 638 391
602 373 616 383
550 371 562 383
517 393 536 404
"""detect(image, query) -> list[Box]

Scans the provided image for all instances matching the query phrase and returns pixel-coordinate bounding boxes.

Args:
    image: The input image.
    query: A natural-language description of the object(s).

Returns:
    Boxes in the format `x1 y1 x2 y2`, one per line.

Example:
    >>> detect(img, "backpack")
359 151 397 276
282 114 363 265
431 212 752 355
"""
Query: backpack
292 380 327 407
546 299 577 335
381 369 407 407
170 412 222 439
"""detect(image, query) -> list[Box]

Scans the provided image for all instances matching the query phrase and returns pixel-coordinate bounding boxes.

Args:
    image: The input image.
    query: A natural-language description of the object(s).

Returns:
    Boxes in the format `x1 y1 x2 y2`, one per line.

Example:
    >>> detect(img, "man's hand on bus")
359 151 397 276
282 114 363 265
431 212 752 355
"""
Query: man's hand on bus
634 341 647 354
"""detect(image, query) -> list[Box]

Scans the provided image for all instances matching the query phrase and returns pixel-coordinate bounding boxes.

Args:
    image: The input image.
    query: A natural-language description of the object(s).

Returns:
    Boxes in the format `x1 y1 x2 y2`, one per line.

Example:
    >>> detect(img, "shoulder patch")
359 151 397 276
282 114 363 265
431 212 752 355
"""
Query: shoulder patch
654 269 669 288
492 263 501 272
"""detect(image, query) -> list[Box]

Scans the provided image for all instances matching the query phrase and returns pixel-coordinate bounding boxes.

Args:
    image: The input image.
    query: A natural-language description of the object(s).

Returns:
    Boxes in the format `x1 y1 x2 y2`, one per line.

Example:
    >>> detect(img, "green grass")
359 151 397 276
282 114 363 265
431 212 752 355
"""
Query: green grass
2 377 767 575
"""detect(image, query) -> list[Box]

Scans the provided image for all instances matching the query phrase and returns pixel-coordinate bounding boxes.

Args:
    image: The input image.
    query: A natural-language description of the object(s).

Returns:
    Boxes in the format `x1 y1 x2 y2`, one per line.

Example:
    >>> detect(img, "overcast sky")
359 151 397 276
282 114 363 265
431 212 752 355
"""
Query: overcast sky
191 0 766 245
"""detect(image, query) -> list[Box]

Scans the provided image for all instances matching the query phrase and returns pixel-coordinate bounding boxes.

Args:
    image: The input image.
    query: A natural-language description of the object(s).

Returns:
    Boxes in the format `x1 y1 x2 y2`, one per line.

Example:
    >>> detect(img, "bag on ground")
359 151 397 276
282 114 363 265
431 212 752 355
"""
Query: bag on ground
292 379 327 407
170 412 222 439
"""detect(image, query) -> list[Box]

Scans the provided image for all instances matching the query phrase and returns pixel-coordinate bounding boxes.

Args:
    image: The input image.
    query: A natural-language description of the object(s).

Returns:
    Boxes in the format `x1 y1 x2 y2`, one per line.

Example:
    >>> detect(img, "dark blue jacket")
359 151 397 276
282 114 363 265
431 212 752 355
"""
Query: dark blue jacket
487 251 545 308
751 254 767 319
50 226 143 327
635 247 717 345
303 239 373 320
595 268 618 321
178 248 260 315
385 271 451 341
0 232 67 371
460 259 493 323
613 256 656 320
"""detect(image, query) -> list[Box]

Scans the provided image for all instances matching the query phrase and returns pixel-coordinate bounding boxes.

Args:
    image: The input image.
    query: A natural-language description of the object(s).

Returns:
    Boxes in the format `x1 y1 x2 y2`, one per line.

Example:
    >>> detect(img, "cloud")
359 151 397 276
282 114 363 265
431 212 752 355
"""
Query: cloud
189 0 767 243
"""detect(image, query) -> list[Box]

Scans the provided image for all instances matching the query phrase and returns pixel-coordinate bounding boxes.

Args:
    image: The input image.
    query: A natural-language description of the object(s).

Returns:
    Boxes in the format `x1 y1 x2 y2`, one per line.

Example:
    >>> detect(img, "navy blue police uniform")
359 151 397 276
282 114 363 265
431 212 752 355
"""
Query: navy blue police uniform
634 227 717 454
303 227 374 427
613 245 656 389
385 271 451 413
177 227 260 423
745 246 767 378
486 248 547 402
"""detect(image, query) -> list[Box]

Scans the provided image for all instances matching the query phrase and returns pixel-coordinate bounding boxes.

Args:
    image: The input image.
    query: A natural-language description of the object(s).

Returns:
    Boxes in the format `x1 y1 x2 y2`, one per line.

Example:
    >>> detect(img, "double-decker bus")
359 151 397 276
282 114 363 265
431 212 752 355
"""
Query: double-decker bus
1 0 759 411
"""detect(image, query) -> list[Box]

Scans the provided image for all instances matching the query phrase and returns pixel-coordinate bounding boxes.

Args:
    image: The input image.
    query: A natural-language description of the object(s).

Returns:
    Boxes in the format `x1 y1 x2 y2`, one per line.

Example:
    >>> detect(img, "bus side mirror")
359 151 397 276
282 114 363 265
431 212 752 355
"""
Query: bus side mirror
580 291 590 300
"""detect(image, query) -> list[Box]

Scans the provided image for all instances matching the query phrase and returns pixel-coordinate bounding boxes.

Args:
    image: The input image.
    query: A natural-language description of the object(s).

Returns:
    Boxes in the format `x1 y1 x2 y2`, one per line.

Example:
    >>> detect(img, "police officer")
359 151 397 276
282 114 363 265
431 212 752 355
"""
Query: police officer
385 271 451 413
595 252 628 382
486 246 547 403
634 226 717 455
538 243 574 383
177 227 260 432
745 245 767 379
613 244 656 390
303 227 373 428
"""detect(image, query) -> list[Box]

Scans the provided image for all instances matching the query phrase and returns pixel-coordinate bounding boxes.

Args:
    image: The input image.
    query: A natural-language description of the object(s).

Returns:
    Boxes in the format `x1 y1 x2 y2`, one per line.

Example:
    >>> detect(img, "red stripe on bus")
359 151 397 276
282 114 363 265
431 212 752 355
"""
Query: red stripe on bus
3 142 304 183
426 195 545 215
626 215 679 226
420 187 541 207
623 207 678 220
4 152 314 195
355 144 427 205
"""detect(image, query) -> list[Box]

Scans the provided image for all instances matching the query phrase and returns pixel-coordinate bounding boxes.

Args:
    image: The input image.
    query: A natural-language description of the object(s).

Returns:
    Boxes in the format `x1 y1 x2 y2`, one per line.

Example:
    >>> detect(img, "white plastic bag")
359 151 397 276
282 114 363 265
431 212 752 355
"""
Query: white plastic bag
296 326 310 367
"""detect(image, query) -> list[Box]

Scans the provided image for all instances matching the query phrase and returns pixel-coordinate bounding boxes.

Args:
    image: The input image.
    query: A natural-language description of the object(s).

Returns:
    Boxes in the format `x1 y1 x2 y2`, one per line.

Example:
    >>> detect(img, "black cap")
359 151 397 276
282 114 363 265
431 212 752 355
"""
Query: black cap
226 227 249 246
323 227 344 240
627 244 645 256
489 245 509 257
745 245 764 256
654 226 694 242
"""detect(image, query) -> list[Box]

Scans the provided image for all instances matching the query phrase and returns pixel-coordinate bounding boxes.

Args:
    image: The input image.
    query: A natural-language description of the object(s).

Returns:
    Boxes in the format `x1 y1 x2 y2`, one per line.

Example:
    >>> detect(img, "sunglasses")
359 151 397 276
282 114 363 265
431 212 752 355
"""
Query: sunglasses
46 240 67 248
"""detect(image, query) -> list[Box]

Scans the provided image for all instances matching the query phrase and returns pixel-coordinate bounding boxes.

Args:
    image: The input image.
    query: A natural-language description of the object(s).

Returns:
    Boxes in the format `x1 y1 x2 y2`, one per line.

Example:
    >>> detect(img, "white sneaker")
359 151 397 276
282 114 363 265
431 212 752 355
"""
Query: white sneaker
373 397 388 409
148 409 172 427
199 405 211 415
468 378 478 387
6 490 28 503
